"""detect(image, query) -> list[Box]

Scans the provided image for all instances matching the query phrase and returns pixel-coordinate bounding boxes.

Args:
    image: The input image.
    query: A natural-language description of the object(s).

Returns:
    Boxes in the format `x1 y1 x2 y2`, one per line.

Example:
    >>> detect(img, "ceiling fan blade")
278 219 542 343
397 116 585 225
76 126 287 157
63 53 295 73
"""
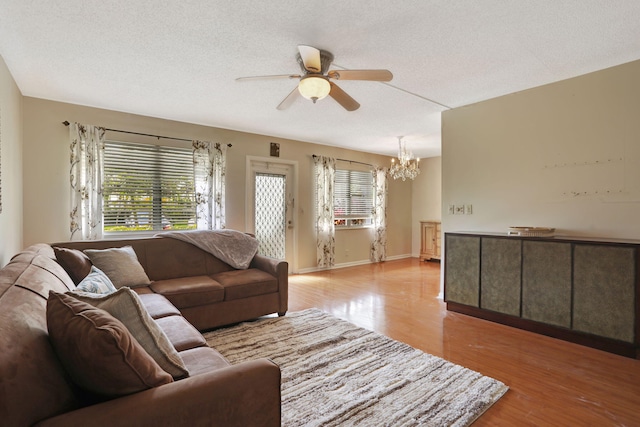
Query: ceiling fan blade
298 45 322 73
276 86 301 110
236 74 300 81
328 69 393 81
329 82 360 111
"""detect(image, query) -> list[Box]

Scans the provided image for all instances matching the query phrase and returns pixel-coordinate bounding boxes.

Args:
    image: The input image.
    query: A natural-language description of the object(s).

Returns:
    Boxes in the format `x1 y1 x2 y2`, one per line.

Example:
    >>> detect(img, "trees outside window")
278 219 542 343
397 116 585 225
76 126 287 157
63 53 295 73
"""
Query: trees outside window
103 141 196 233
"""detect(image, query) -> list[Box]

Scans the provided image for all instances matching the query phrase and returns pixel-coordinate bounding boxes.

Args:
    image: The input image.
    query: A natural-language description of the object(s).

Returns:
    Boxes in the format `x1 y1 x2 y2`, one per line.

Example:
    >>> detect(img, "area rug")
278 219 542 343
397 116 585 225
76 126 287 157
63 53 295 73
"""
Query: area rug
204 308 508 426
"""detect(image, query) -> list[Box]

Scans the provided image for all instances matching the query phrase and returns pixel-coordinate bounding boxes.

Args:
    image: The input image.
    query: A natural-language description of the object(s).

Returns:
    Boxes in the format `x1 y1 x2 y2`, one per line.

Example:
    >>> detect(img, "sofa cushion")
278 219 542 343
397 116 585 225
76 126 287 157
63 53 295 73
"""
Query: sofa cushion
12 254 76 298
46 291 173 397
84 246 151 288
143 238 212 280
137 293 182 319
150 276 224 309
75 266 117 294
53 246 93 284
133 286 154 294
154 314 207 352
178 346 231 377
0 253 82 427
212 269 278 301
69 288 189 379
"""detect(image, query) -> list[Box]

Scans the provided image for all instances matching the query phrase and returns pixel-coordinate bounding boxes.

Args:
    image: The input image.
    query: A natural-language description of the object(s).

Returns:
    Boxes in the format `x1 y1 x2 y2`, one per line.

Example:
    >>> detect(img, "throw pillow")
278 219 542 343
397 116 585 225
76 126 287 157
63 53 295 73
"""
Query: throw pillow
74 266 117 295
46 291 173 397
69 287 189 379
84 246 151 288
53 246 93 285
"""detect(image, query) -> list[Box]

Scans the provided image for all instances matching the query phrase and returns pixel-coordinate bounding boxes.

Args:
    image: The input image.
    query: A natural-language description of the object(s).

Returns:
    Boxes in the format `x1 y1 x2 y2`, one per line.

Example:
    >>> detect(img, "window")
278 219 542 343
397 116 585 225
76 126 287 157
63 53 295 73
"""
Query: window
103 141 197 234
334 169 373 228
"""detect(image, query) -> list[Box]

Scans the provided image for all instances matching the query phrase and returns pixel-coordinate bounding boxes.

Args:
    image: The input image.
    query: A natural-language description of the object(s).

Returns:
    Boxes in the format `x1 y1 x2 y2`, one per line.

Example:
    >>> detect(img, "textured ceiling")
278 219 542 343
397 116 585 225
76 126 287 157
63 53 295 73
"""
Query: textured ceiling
1 1 639 158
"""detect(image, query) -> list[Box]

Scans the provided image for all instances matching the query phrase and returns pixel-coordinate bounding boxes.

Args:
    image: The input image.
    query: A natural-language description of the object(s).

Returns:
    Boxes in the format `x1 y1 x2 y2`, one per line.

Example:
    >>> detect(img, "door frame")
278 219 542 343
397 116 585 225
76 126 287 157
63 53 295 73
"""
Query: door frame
245 156 298 273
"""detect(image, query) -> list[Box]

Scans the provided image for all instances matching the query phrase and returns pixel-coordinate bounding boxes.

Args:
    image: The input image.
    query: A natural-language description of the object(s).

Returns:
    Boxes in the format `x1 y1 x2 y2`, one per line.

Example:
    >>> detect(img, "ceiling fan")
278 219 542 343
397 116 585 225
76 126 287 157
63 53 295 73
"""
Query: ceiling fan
236 45 393 111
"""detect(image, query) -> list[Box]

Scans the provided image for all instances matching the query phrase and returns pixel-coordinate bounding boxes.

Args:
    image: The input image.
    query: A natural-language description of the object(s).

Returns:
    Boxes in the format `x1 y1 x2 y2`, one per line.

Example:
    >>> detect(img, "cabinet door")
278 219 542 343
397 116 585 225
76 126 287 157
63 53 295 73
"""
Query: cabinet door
445 235 480 307
522 241 572 328
422 223 436 258
481 238 521 316
573 245 636 343
435 223 442 259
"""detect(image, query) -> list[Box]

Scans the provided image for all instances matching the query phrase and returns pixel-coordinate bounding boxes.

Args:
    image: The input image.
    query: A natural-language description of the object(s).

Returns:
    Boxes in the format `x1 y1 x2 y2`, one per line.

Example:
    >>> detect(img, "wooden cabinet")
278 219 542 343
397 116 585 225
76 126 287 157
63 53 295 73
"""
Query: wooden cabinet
444 232 640 358
419 221 441 261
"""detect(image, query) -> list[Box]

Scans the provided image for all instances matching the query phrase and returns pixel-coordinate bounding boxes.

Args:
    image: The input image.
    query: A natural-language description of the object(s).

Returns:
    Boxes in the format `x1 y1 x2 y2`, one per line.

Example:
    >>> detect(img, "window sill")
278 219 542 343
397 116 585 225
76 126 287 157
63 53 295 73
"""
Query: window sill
103 231 165 239
335 226 373 231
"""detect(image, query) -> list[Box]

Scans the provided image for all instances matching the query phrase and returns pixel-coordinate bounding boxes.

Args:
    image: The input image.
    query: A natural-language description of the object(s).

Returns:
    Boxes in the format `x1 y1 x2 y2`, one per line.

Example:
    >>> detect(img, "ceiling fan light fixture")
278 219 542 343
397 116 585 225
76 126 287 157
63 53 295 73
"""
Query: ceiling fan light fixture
298 75 330 103
237 45 392 111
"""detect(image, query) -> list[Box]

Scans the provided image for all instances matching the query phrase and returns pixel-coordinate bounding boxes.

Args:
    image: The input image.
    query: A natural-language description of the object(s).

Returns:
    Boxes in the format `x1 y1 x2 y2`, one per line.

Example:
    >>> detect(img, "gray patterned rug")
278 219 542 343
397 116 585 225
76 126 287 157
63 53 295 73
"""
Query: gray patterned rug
204 308 508 426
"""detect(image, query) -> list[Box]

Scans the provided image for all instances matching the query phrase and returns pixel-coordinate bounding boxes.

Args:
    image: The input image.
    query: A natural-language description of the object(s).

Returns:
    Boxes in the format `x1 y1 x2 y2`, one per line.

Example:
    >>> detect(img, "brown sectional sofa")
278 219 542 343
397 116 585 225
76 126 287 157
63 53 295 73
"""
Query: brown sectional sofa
55 235 289 330
0 236 287 426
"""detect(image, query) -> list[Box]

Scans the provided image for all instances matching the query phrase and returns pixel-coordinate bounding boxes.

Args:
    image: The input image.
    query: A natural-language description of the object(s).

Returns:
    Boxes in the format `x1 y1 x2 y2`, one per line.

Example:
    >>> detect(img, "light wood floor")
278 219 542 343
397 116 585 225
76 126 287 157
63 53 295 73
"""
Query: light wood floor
287 258 640 426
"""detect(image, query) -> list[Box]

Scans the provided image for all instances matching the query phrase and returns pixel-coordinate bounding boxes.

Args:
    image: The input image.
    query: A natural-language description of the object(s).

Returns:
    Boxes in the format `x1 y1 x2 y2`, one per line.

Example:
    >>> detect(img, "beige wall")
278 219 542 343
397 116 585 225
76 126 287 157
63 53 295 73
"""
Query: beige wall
0 56 23 266
411 156 442 256
442 59 640 239
22 97 417 271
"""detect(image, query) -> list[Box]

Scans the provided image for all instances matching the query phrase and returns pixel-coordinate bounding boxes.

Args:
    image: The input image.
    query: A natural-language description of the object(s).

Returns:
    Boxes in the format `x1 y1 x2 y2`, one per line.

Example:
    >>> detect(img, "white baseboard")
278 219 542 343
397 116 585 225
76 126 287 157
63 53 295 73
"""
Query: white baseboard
294 254 413 274
386 254 414 261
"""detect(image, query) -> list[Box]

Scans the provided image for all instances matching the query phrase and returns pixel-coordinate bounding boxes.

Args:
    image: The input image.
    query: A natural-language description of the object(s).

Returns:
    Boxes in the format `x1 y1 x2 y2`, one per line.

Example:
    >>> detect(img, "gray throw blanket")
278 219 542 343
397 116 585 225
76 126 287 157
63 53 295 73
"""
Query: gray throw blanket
157 230 259 269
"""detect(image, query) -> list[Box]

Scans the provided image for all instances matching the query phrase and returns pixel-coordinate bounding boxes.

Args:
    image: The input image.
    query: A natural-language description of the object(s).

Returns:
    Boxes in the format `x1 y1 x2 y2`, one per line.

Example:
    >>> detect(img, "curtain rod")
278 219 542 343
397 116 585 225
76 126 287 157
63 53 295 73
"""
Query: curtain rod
62 121 232 147
312 154 374 168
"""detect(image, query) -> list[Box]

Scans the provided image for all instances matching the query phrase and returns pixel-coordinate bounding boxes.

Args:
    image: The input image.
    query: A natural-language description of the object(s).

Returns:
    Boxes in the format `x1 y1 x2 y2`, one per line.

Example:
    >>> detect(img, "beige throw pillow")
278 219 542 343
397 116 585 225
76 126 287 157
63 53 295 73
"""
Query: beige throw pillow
84 246 151 288
69 287 189 379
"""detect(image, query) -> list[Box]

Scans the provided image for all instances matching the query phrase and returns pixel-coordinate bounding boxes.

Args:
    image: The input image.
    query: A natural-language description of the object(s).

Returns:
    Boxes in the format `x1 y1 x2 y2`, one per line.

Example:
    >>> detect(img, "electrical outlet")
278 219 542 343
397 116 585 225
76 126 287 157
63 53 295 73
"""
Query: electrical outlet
465 204 473 215
455 205 465 215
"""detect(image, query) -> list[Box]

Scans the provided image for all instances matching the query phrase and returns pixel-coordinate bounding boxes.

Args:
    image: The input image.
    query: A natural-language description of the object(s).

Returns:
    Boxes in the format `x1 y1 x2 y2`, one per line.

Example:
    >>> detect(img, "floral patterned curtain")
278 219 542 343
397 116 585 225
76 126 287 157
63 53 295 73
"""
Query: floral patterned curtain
314 155 336 268
370 166 388 262
193 140 226 230
69 122 106 240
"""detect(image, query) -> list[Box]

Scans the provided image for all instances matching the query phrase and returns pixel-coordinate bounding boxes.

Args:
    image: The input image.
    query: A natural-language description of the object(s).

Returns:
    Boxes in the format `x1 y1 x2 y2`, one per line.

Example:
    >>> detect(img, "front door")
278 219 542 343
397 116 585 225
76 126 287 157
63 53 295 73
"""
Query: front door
247 157 297 273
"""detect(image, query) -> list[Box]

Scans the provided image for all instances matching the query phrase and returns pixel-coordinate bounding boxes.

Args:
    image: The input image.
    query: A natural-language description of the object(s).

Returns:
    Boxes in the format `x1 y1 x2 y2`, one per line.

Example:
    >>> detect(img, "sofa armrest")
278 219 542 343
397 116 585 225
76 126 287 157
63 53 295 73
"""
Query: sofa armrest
250 254 286 277
35 359 281 427
251 254 288 315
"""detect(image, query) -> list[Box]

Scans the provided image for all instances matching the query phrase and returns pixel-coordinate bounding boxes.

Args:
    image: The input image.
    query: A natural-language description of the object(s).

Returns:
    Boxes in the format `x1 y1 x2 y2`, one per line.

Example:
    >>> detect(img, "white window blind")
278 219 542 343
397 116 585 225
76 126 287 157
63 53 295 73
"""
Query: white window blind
103 141 196 233
334 169 373 228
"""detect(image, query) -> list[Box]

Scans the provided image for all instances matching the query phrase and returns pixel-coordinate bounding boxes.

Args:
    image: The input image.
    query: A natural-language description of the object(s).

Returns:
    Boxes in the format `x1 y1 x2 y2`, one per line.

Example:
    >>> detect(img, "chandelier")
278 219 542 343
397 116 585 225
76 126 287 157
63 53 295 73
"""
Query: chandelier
389 136 420 181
